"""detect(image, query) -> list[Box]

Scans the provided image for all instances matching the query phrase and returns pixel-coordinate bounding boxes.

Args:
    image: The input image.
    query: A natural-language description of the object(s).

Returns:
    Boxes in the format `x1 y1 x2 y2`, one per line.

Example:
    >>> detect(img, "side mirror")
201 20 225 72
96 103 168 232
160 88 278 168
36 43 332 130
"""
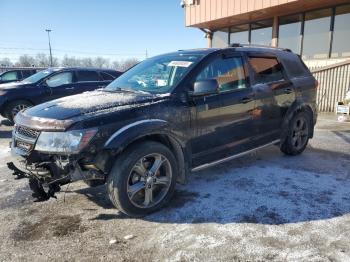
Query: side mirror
191 79 219 97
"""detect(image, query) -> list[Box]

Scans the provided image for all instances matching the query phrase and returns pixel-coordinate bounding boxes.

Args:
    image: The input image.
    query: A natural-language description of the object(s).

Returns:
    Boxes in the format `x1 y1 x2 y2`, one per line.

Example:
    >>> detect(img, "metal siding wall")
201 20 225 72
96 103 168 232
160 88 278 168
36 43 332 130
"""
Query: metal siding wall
313 64 350 112
185 0 300 26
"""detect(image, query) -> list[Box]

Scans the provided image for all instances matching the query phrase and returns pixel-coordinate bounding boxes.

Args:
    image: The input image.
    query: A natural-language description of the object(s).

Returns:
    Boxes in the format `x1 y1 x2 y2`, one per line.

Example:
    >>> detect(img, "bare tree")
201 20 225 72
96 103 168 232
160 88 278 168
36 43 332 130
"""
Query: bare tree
17 55 36 67
116 58 140 71
93 57 110 68
0 58 12 67
35 53 50 67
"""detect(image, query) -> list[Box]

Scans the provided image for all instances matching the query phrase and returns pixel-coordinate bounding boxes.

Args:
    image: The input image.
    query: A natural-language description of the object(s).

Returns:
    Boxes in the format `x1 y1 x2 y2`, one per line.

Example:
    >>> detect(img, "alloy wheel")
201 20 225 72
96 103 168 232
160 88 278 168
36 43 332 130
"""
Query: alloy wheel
291 116 309 150
127 153 172 208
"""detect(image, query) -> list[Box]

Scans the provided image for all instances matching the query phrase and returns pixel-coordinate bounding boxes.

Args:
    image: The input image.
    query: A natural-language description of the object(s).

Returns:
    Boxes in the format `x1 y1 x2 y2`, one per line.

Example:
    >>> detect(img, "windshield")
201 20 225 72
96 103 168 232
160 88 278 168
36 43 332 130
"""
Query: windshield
22 69 54 84
105 54 204 94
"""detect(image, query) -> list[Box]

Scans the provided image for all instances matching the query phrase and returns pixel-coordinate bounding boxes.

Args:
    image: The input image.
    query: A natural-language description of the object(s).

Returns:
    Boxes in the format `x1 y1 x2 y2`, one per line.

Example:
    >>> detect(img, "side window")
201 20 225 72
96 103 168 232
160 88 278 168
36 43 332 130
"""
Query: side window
76 70 100 82
196 56 246 92
101 72 115 81
248 57 285 83
22 70 35 78
46 72 73 87
2 71 18 81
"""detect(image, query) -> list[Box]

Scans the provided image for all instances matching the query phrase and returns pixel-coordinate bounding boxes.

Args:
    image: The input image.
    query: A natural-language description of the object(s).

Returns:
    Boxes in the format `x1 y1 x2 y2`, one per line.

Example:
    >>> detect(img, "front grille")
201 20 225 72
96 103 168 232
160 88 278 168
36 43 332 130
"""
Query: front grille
13 125 41 154
16 126 40 139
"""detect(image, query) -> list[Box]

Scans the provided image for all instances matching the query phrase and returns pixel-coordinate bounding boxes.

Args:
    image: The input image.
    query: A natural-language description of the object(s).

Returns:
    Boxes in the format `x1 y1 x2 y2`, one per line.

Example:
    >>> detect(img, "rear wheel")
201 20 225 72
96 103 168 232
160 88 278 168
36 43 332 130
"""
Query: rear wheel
280 112 311 156
107 141 178 217
5 100 32 123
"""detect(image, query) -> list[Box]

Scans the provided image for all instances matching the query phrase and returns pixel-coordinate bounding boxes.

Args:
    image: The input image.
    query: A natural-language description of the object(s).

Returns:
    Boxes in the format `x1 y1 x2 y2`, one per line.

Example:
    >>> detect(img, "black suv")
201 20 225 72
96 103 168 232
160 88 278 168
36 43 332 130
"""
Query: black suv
0 67 122 122
9 46 317 217
0 69 38 84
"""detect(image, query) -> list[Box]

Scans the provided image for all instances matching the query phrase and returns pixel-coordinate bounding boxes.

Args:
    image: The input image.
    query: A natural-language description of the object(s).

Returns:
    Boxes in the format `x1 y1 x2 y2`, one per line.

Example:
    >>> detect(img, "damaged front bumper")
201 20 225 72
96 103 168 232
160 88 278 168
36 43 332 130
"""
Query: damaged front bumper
9 124 107 200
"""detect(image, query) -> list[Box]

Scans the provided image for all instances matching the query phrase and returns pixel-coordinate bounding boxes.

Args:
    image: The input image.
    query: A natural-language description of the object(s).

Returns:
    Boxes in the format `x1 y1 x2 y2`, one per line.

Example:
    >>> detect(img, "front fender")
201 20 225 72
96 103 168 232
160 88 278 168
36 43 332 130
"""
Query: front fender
104 119 168 150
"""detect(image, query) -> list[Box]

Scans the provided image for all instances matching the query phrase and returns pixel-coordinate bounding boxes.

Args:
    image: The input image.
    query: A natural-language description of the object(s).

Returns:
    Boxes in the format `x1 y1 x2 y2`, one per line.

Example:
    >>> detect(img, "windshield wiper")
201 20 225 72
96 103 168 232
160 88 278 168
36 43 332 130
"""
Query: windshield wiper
106 87 151 95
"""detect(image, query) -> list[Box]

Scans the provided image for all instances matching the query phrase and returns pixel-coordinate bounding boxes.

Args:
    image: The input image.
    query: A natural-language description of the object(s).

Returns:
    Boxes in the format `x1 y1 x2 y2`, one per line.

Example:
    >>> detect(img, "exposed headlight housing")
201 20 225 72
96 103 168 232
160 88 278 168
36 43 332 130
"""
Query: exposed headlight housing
35 129 97 154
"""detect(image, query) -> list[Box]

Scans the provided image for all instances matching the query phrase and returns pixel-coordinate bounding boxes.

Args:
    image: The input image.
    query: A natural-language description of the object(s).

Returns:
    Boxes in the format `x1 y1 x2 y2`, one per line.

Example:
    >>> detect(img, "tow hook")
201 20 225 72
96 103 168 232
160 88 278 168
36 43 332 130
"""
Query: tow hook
29 178 61 202
7 162 27 180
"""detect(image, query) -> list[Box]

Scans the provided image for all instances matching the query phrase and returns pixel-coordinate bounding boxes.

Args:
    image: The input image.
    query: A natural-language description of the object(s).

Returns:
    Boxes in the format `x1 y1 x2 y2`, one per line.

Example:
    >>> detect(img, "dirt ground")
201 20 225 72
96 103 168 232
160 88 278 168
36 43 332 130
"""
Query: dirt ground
0 114 349 262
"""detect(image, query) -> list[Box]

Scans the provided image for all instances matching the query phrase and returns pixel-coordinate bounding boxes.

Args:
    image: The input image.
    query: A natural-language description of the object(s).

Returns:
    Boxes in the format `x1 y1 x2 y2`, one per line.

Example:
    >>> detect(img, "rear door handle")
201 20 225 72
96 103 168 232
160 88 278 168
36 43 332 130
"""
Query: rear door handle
98 85 106 88
284 88 293 94
241 97 253 104
65 87 75 90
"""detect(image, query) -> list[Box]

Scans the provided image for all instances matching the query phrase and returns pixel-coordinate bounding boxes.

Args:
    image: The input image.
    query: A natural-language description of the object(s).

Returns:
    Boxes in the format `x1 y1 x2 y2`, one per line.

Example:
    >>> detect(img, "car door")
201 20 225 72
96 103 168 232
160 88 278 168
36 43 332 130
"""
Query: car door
247 54 296 145
190 53 256 167
74 70 105 93
43 71 76 101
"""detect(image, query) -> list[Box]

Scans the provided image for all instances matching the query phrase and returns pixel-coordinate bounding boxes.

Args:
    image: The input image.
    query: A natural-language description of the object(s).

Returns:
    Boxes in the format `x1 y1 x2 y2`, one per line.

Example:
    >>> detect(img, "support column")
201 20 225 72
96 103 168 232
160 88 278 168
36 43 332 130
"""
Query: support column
272 16 279 47
206 32 213 48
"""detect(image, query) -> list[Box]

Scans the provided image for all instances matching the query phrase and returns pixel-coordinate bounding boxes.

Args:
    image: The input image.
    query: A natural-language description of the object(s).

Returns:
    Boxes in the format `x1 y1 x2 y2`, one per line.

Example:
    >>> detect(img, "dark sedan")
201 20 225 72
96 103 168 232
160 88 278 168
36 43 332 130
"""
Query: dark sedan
0 67 122 122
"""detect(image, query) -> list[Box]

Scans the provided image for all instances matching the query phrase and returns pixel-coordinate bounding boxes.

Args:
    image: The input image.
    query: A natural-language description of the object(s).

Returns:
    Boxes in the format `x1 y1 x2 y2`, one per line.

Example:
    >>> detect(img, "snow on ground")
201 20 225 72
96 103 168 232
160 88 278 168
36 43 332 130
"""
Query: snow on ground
0 114 349 261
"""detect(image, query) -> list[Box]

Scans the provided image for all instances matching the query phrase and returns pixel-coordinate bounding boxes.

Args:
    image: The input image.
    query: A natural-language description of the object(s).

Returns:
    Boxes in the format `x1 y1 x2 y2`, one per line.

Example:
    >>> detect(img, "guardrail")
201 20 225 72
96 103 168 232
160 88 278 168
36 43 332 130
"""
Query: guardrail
312 60 350 112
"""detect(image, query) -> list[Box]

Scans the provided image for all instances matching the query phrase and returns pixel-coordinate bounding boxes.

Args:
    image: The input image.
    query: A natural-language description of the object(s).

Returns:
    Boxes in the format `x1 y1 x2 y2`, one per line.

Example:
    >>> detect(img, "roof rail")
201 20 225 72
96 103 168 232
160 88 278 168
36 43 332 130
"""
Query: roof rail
229 43 292 52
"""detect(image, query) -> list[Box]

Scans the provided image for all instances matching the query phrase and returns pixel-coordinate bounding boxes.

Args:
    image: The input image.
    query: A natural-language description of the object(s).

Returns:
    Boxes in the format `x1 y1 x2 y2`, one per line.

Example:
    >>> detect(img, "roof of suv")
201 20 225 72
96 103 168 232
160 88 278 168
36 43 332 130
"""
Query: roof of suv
175 45 293 56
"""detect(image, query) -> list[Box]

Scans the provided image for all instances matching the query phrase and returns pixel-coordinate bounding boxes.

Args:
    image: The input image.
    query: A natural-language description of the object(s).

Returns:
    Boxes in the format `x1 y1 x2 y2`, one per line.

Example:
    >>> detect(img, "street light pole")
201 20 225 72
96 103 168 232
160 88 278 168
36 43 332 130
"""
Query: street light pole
45 29 53 67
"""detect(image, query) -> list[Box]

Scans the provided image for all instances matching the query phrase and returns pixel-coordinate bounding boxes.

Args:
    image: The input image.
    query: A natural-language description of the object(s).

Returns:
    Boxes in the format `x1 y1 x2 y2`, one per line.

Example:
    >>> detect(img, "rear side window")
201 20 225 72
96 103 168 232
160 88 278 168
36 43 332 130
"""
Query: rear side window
281 53 311 78
196 56 246 92
76 70 100 82
21 70 36 78
1 71 18 81
249 57 284 83
101 72 115 81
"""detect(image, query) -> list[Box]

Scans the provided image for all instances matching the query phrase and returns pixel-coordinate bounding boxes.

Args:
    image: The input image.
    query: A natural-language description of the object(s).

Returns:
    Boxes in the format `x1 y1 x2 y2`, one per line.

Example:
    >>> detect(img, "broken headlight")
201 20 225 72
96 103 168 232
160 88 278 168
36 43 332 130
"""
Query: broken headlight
35 129 97 154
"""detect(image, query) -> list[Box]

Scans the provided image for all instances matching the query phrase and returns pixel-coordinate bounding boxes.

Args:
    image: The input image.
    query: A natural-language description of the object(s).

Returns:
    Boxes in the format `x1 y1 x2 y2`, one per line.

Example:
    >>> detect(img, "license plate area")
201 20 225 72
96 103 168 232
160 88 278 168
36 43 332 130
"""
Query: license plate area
15 140 33 152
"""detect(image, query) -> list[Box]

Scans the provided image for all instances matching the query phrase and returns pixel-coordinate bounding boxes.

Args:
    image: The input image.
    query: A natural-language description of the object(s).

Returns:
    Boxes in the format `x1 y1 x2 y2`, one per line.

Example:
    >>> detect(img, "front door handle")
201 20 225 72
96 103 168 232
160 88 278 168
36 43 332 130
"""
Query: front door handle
65 87 75 90
241 97 253 104
284 88 293 94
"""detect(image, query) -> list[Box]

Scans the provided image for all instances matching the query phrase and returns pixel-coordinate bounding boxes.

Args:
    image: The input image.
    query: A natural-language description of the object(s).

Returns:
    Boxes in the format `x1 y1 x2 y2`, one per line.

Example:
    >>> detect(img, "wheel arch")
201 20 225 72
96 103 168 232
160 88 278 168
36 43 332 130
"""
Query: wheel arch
281 100 315 143
104 120 189 184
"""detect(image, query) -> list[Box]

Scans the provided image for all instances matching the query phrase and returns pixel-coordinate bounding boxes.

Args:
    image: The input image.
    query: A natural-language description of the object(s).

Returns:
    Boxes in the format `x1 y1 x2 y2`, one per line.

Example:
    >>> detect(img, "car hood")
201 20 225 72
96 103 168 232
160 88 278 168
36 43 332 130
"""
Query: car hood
18 90 169 130
0 81 31 90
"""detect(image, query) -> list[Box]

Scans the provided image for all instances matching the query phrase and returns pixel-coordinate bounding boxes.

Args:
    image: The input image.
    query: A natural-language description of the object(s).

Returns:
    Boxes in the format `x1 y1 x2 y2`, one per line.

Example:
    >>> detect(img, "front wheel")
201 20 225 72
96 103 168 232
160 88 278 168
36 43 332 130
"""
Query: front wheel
107 141 178 217
5 100 32 123
280 111 311 156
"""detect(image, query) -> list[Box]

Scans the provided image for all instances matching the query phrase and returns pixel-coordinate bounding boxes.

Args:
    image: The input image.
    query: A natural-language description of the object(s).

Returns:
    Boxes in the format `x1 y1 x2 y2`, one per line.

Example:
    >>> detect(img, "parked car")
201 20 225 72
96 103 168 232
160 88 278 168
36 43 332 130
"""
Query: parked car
0 67 122 122
0 69 38 84
9 46 318 217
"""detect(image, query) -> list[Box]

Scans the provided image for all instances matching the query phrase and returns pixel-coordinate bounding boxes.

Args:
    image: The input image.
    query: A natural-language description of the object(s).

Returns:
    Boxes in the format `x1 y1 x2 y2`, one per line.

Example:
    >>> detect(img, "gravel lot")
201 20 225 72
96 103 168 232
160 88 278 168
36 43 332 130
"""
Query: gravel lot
0 114 349 262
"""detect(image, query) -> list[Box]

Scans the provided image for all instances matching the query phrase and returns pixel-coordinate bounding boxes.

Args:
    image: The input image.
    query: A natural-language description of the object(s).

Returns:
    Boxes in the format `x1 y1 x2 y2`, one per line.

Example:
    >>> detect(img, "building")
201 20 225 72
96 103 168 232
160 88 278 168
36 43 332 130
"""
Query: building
183 0 350 68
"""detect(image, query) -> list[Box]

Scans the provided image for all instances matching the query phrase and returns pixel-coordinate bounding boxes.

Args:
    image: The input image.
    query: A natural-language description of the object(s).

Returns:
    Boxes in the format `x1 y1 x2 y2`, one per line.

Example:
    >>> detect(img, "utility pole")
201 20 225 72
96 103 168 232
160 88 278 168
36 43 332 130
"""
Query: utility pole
145 49 148 59
45 29 53 67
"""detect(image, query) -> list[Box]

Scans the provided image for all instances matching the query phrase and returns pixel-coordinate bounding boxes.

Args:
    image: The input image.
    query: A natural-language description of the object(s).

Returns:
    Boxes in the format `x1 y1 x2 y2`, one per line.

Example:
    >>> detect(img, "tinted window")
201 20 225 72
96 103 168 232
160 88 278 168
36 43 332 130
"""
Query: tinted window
76 70 100 82
212 29 229 48
332 4 350 58
282 53 310 78
249 57 284 83
46 72 73 87
196 56 246 92
303 8 332 60
230 24 249 44
1 71 18 81
101 72 115 81
251 19 273 46
279 14 302 54
21 70 35 78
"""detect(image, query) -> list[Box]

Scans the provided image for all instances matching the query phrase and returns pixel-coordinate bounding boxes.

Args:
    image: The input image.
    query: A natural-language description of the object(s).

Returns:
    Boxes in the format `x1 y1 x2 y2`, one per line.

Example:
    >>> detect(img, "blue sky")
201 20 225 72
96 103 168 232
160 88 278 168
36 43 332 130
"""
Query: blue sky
0 0 205 62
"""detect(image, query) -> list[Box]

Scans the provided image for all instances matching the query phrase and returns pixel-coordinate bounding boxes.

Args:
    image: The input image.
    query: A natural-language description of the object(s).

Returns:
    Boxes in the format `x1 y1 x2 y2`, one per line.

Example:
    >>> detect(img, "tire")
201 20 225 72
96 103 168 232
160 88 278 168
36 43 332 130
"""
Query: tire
280 111 311 156
107 141 178 217
5 100 32 123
